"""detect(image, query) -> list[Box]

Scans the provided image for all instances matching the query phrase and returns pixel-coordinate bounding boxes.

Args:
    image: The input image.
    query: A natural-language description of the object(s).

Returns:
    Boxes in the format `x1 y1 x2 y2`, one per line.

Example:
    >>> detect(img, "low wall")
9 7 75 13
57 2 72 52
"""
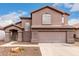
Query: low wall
23 31 31 42
0 30 5 41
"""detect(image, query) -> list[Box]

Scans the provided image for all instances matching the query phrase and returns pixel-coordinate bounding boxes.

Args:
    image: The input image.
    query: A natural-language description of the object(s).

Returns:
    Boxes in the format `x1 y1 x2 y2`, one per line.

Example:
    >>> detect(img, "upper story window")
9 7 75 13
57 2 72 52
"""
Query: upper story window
24 23 30 31
62 15 64 24
42 13 51 24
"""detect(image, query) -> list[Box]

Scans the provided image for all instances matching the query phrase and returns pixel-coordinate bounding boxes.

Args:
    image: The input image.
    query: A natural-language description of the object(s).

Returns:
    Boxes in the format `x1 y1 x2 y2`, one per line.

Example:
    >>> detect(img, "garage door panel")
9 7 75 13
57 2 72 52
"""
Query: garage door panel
38 32 66 43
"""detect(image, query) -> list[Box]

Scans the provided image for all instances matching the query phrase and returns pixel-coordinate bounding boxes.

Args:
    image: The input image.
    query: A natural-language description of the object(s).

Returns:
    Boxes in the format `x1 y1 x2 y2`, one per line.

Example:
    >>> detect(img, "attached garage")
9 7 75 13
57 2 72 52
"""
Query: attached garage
38 32 66 43
31 28 74 43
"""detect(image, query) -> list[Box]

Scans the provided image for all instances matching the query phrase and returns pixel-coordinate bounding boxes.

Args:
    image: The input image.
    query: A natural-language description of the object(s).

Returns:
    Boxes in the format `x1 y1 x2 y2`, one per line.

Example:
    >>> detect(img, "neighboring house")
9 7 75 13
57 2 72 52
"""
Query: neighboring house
0 26 5 41
2 6 75 43
73 23 79 41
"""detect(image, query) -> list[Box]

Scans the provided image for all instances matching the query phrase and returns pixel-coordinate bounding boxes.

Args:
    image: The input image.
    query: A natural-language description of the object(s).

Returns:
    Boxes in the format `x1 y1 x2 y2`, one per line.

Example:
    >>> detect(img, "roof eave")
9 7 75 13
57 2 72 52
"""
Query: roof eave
32 6 70 16
20 17 31 19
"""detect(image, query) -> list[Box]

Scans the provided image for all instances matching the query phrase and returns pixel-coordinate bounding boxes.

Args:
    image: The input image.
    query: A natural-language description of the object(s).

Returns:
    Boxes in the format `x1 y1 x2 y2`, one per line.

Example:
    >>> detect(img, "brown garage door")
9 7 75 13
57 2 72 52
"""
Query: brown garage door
38 32 66 43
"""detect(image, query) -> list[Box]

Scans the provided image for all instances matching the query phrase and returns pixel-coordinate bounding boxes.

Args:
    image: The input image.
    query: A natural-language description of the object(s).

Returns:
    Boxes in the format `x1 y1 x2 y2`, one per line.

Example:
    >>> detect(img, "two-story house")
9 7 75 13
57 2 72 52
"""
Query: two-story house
3 6 75 43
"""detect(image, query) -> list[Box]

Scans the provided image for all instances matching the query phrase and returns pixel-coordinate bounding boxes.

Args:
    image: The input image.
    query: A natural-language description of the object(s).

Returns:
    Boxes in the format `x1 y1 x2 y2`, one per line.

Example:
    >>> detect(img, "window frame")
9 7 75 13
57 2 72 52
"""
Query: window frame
24 22 30 31
42 13 52 25
62 15 65 24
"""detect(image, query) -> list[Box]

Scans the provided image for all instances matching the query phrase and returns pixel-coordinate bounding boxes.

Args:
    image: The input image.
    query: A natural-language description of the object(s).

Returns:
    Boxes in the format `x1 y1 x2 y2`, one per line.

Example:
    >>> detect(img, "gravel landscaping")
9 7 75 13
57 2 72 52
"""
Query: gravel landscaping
0 47 41 56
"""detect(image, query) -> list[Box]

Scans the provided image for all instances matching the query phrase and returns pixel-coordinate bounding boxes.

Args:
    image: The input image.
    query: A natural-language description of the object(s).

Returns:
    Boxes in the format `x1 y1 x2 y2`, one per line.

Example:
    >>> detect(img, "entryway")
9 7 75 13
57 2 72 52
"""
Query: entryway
10 29 18 41
4 25 23 42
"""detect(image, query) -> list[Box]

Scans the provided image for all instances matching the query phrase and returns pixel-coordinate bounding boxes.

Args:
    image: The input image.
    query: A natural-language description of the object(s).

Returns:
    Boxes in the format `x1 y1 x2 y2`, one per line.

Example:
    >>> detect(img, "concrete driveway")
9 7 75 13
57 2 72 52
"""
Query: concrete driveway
39 43 79 56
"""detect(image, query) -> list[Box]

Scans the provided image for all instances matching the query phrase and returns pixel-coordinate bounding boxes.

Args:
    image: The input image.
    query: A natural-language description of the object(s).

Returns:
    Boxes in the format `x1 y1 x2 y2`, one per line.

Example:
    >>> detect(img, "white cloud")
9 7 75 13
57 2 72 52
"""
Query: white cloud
53 3 79 26
17 10 28 17
70 3 79 12
64 3 73 9
53 3 60 7
53 3 73 9
68 19 79 25
0 20 13 27
0 12 18 27
53 3 79 12
0 11 28 27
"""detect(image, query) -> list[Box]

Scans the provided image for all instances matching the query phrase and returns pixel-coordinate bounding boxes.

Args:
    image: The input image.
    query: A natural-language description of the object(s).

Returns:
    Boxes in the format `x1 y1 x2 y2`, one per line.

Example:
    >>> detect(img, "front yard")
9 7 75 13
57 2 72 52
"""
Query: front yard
1 41 79 56
0 46 41 56
0 41 41 56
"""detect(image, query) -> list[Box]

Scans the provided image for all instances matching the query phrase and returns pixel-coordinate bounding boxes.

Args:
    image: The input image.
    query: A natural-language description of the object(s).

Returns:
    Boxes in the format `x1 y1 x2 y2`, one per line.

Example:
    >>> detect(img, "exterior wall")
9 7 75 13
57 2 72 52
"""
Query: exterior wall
32 8 68 27
5 32 10 42
3 6 74 43
66 31 74 43
4 19 31 42
31 31 38 42
16 22 22 28
21 19 31 42
64 14 68 25
18 31 22 42
31 28 75 43
23 31 31 42
38 32 66 43
74 29 79 41
75 30 79 38
0 30 5 41
4 26 22 32
4 26 23 42
21 19 31 28
31 7 74 43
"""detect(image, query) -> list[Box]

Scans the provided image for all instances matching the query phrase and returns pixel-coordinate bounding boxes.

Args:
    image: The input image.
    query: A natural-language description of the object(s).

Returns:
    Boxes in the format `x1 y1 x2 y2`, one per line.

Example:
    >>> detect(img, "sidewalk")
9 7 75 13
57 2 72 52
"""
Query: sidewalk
0 41 39 47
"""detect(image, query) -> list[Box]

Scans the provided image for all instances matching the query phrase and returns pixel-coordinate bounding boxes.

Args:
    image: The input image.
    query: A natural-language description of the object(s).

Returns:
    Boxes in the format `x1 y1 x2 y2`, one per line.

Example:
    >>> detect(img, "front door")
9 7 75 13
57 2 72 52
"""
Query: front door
11 30 18 41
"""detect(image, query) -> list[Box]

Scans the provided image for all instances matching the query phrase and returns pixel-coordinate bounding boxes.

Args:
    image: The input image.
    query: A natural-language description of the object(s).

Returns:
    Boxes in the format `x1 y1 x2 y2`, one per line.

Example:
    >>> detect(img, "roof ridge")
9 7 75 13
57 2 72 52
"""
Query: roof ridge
32 6 69 15
3 21 22 29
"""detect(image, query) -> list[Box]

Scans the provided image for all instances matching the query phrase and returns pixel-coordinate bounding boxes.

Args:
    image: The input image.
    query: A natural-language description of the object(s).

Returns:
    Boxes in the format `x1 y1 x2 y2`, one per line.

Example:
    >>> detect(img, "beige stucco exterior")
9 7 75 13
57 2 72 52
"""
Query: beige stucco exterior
31 28 74 43
31 6 74 43
73 29 79 41
21 18 31 28
32 32 66 43
32 7 68 27
3 6 75 43
4 25 23 42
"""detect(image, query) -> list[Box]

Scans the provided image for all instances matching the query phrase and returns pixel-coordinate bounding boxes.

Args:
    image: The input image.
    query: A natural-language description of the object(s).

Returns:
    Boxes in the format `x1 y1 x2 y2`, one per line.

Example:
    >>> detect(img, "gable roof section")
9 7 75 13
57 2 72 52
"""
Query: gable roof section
20 16 31 19
3 21 22 30
32 6 69 16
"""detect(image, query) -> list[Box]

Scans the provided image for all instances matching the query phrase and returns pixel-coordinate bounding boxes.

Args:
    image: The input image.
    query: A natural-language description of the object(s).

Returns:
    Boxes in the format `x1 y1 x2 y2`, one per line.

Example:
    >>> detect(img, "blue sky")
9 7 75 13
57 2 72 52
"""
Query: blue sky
0 3 53 16
0 3 79 27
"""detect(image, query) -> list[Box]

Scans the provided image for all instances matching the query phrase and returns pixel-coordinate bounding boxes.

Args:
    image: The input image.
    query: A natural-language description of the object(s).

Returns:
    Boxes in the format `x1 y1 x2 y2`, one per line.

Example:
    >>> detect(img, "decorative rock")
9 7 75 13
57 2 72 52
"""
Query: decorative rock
10 47 23 53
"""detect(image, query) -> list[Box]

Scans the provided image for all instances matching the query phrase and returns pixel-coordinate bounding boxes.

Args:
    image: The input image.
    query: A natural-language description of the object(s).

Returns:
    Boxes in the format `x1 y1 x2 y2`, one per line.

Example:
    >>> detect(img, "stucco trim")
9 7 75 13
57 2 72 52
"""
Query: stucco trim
31 26 75 29
3 21 23 30
4 25 23 30
20 16 31 19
